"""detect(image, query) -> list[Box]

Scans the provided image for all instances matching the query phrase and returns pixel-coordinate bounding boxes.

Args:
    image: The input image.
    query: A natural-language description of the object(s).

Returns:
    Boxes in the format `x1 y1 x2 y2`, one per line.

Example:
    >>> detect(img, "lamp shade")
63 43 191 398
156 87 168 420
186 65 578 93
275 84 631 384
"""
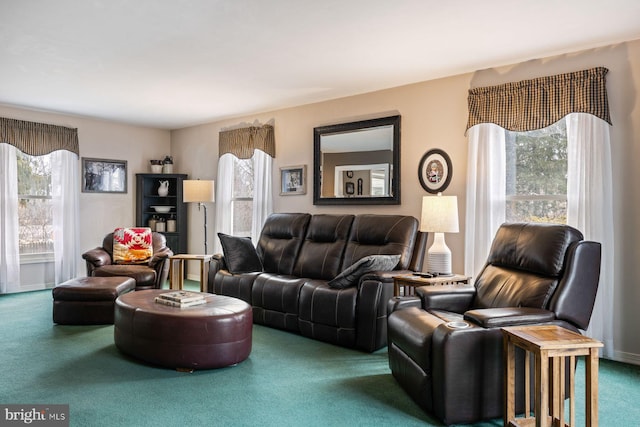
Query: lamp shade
183 180 215 203
420 194 459 233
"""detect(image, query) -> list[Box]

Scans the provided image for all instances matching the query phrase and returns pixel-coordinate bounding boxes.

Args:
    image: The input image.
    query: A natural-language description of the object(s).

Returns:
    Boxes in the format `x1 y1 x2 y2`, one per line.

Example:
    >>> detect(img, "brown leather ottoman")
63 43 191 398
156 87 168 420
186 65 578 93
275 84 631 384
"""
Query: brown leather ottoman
114 290 253 370
52 276 136 325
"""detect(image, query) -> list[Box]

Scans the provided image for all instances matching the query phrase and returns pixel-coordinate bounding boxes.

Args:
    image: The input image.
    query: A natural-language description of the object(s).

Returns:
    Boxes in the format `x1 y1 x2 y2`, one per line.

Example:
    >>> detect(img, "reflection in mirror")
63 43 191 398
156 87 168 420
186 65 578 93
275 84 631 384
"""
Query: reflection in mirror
313 115 400 205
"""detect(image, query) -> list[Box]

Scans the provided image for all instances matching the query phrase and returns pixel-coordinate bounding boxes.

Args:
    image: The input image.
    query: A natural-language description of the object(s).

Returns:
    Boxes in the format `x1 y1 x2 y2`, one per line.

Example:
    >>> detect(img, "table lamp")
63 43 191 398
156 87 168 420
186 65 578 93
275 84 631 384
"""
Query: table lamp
420 193 459 276
183 179 215 254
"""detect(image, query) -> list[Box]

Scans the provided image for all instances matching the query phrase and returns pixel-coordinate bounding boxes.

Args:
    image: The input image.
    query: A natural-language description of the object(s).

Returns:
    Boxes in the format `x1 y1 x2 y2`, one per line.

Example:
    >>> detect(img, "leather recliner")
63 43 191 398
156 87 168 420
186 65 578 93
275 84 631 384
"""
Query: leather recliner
82 232 173 290
387 222 601 425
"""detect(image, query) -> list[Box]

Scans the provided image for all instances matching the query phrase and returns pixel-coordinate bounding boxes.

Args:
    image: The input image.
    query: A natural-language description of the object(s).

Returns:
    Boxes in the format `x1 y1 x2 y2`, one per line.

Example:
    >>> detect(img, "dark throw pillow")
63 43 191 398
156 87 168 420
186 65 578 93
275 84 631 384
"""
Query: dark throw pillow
217 233 263 274
328 254 401 289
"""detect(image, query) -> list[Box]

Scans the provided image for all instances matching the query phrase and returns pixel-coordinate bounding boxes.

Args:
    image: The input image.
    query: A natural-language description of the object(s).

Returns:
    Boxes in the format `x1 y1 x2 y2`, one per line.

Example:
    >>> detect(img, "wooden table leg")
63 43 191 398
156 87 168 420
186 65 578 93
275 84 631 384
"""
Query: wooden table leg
504 337 516 426
586 348 599 427
536 350 549 427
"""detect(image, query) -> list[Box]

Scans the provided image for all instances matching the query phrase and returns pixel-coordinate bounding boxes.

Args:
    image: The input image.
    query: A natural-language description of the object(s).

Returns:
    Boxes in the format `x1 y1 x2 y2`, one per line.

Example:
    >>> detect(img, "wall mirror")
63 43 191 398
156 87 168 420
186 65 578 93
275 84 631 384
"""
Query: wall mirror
313 115 400 205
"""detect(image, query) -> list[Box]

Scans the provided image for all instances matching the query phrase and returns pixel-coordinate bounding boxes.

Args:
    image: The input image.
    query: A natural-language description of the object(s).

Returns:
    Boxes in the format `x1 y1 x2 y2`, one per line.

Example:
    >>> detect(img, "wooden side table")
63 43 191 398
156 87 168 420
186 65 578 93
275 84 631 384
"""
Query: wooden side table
392 273 470 296
502 325 603 427
168 254 213 292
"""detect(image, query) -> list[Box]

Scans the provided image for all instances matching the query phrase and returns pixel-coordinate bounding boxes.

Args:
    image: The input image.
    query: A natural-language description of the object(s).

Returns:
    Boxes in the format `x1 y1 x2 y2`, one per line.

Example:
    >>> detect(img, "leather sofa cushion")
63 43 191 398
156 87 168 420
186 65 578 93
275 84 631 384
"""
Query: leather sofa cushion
292 214 354 280
299 280 358 326
94 264 156 287
257 213 310 275
218 233 263 274
343 215 417 270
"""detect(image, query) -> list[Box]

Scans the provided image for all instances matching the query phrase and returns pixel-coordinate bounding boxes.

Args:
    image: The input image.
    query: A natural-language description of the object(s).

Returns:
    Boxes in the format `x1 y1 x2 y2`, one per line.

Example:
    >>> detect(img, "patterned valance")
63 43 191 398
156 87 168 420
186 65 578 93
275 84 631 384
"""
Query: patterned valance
0 117 79 156
466 67 611 133
219 124 275 159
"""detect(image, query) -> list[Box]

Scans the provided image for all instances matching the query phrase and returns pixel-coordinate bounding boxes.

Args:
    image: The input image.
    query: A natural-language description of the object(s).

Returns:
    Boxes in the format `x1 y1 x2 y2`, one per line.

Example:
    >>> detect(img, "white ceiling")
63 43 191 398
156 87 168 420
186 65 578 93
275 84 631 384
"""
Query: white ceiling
1 1 639 130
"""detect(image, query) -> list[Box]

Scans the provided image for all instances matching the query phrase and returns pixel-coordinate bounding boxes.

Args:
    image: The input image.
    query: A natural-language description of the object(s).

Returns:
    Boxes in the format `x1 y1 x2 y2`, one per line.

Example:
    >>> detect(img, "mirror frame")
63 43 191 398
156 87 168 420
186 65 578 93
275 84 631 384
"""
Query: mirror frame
313 115 400 205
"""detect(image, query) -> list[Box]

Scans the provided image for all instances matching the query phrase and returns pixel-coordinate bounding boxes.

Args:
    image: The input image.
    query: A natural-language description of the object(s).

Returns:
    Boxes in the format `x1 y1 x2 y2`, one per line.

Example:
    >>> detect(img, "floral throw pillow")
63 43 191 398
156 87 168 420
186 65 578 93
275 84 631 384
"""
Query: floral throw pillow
113 227 153 264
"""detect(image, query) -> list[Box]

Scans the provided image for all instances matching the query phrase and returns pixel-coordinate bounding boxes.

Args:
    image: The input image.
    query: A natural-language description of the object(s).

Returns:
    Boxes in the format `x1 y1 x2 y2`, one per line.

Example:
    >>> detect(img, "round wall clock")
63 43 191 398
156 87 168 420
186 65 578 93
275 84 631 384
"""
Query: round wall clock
418 149 452 194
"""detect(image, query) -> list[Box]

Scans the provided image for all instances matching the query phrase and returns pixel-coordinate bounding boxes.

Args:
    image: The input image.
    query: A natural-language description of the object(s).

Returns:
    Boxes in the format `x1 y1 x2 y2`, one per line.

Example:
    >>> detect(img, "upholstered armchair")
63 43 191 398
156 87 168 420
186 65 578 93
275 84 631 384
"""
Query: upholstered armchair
82 231 173 290
387 223 601 425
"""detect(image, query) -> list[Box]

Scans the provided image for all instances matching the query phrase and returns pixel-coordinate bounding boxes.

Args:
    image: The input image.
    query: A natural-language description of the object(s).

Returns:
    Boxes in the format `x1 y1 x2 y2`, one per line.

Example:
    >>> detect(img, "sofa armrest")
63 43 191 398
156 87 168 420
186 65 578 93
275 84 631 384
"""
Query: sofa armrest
355 278 395 352
463 307 556 328
148 247 173 268
82 247 111 268
416 284 476 313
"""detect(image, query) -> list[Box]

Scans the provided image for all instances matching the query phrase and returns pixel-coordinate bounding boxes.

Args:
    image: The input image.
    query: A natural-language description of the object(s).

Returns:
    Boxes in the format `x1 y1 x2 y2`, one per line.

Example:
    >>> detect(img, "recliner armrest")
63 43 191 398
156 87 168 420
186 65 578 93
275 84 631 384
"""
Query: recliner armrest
416 284 476 313
387 296 422 315
463 307 556 328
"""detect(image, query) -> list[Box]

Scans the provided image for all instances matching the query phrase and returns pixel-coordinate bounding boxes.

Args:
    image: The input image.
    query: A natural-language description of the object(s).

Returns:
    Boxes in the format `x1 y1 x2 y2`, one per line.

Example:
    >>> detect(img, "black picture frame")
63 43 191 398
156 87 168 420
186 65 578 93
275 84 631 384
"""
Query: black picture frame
82 157 128 193
418 149 452 194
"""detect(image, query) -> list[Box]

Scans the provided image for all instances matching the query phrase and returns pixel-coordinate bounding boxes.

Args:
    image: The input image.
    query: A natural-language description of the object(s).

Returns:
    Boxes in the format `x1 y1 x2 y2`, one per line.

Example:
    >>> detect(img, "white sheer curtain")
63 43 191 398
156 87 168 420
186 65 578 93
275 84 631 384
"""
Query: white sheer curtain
214 153 235 255
213 150 273 253
51 150 81 284
566 113 614 357
0 143 20 293
464 123 506 278
251 149 272 243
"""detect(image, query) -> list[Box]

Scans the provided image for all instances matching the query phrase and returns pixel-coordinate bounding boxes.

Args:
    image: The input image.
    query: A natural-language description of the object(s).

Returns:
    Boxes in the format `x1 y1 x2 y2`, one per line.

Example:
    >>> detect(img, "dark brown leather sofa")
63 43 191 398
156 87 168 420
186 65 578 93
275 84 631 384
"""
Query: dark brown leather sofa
209 213 427 352
82 231 173 290
386 222 601 425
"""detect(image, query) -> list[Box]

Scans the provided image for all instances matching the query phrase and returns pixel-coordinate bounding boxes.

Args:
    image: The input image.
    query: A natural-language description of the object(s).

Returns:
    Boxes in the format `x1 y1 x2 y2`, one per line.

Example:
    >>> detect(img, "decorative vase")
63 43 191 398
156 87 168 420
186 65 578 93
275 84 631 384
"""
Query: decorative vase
158 180 169 197
162 155 173 174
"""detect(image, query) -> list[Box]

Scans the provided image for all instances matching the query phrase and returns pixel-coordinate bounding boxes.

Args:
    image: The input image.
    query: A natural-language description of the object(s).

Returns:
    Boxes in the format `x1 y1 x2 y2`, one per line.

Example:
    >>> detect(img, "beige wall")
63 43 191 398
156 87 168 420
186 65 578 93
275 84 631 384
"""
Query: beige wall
173 40 640 363
0 105 171 286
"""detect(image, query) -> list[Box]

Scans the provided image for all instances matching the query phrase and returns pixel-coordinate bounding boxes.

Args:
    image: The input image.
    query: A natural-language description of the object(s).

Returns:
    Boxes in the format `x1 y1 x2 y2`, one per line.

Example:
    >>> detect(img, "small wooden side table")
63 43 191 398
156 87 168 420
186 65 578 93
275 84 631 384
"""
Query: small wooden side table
168 254 213 292
392 273 470 296
502 325 603 427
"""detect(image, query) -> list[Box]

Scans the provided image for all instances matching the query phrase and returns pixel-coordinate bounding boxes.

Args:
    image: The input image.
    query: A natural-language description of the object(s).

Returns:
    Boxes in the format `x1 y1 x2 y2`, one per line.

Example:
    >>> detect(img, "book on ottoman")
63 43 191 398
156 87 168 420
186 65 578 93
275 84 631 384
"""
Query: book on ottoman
155 291 206 307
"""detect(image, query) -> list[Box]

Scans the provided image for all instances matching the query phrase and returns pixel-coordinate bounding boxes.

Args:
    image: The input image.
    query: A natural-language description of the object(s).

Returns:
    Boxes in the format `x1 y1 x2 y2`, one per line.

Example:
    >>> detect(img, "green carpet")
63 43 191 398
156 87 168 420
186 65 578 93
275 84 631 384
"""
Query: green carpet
1 284 639 426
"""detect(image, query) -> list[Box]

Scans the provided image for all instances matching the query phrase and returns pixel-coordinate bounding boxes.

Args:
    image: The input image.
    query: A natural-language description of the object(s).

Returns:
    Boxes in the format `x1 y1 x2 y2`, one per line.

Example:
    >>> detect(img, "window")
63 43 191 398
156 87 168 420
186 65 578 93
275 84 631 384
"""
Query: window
231 157 253 237
505 119 567 224
16 150 54 259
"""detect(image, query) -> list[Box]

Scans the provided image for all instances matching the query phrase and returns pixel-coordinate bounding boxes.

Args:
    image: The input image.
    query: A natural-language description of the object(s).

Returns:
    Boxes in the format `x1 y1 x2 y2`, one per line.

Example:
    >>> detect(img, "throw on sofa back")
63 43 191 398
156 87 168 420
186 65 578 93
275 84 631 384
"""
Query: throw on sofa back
342 215 418 270
292 214 355 280
472 223 584 310
257 213 311 275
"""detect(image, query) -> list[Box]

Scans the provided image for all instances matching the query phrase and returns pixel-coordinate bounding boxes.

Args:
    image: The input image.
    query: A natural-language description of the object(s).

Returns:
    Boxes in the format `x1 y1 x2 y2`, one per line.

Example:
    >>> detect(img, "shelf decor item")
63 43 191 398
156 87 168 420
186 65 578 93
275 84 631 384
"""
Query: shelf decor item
150 160 163 173
162 156 174 174
157 180 169 196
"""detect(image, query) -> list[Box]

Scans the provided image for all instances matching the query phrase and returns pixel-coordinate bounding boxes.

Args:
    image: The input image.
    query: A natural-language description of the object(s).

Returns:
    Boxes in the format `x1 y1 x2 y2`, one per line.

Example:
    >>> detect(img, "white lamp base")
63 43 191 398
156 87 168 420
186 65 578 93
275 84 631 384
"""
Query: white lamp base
427 232 452 276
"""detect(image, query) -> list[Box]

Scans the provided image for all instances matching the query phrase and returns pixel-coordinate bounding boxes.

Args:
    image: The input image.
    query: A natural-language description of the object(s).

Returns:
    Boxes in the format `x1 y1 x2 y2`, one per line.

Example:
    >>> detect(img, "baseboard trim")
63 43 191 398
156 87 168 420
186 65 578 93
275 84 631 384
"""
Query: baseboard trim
610 350 640 366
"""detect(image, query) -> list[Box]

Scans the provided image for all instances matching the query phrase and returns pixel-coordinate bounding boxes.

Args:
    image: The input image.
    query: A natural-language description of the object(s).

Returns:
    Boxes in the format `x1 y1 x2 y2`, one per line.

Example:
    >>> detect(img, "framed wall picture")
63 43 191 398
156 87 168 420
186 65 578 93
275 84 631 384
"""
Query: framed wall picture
418 149 452 194
82 157 128 193
280 165 306 195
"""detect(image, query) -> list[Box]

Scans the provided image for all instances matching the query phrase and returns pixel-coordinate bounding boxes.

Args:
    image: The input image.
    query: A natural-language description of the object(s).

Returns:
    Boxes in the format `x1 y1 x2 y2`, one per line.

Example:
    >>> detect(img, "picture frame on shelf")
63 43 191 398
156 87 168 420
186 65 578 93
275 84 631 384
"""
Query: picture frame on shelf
280 165 307 196
418 149 452 194
82 157 128 193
